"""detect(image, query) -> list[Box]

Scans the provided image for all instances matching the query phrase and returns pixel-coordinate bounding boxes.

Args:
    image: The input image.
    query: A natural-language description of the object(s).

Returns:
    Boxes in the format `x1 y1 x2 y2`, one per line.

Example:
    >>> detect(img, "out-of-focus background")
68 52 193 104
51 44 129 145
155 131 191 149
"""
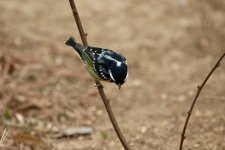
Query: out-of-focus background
0 0 225 149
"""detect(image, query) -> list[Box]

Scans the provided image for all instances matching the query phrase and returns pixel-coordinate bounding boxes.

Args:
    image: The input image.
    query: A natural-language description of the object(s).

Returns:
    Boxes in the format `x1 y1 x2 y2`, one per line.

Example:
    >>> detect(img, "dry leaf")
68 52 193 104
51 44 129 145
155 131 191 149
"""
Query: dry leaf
7 96 40 113
12 133 48 148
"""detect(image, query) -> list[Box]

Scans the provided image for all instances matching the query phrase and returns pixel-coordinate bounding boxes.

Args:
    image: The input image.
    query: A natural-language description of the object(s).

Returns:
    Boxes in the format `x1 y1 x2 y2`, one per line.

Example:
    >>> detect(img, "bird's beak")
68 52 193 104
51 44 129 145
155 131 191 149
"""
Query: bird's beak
118 84 122 90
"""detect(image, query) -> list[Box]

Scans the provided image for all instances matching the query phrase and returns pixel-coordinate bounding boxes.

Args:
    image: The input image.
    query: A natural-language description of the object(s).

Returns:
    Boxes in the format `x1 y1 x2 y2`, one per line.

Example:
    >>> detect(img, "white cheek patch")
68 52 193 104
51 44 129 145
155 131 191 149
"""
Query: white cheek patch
117 61 122 67
109 70 116 81
124 72 128 81
104 55 123 67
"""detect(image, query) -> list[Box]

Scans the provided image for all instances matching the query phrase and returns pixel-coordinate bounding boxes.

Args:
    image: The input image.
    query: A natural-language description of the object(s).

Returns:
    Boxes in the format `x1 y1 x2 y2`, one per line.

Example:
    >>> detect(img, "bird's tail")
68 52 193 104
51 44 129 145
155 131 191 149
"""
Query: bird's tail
65 36 84 59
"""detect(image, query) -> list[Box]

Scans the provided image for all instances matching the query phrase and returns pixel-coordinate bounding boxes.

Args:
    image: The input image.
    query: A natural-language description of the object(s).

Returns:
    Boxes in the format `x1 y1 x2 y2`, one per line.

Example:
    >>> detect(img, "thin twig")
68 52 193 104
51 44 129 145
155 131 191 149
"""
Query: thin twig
179 52 225 150
68 0 88 47
68 0 131 149
0 128 7 148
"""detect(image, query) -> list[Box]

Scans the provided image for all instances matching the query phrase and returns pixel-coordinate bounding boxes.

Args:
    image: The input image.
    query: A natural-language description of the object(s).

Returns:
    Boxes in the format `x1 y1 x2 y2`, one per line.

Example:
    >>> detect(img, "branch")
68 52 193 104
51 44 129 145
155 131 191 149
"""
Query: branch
68 0 131 149
179 52 225 150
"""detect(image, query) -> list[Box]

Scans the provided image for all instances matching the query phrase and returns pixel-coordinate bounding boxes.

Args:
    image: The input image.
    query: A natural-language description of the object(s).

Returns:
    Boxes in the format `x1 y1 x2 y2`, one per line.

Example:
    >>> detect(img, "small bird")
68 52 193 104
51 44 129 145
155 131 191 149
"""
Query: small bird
65 37 128 89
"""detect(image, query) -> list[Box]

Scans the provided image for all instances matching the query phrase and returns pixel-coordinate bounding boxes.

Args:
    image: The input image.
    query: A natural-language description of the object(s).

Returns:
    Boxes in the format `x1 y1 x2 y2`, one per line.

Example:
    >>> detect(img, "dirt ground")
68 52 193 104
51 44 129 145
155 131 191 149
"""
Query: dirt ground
0 0 225 150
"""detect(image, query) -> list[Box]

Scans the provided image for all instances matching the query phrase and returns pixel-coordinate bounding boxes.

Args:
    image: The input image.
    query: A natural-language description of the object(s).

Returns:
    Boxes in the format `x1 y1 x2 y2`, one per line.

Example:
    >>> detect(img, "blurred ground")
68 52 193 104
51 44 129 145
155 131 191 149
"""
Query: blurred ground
0 0 225 150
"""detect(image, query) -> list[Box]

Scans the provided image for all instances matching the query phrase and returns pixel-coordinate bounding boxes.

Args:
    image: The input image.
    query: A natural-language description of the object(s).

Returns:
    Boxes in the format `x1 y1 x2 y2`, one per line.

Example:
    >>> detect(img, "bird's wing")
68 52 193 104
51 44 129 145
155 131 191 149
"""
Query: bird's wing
83 47 106 68
86 48 113 81
85 47 105 58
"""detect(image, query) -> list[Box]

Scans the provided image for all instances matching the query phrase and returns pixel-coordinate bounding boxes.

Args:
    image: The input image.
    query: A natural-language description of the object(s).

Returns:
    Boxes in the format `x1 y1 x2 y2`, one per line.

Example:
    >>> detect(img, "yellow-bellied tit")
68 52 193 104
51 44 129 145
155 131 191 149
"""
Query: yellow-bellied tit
65 37 128 89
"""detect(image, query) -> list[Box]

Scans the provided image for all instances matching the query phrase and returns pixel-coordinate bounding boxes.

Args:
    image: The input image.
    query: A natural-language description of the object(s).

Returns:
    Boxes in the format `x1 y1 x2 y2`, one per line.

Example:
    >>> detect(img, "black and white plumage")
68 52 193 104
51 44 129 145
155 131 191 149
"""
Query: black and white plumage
65 37 128 89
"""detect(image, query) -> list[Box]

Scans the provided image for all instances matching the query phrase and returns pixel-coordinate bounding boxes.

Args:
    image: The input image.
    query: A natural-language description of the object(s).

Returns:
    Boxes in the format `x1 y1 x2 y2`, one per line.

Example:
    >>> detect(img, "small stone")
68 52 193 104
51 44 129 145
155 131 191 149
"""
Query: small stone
195 110 201 117
171 63 180 71
161 93 168 100
47 122 53 130
16 95 26 102
109 141 116 147
52 126 59 132
55 56 64 66
89 106 97 112
15 113 24 124
96 110 103 116
135 134 142 140
176 95 186 102
133 80 142 87
188 90 195 96
194 143 200 147
141 126 148 134
56 127 93 138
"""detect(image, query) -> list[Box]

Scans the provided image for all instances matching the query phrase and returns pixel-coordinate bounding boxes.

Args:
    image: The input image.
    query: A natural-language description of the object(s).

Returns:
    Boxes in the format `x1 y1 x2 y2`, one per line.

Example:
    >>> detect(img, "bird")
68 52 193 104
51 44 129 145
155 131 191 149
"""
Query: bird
65 36 128 89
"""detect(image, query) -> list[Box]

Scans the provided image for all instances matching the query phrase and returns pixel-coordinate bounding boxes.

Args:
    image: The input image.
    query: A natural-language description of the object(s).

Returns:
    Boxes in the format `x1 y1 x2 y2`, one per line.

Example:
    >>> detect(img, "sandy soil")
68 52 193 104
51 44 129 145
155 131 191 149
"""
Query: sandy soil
0 0 225 150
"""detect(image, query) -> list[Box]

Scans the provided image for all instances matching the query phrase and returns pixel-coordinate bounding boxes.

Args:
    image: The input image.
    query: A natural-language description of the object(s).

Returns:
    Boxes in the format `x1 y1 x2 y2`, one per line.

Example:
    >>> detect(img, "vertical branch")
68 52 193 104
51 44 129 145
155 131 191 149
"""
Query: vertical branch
95 82 131 150
179 52 225 150
68 0 131 149
68 0 88 47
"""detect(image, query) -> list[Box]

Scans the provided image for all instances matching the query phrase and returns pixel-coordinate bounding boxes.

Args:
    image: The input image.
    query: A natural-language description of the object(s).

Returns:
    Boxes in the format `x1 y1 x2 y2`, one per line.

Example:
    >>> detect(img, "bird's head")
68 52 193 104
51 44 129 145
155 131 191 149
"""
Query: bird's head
109 62 128 89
